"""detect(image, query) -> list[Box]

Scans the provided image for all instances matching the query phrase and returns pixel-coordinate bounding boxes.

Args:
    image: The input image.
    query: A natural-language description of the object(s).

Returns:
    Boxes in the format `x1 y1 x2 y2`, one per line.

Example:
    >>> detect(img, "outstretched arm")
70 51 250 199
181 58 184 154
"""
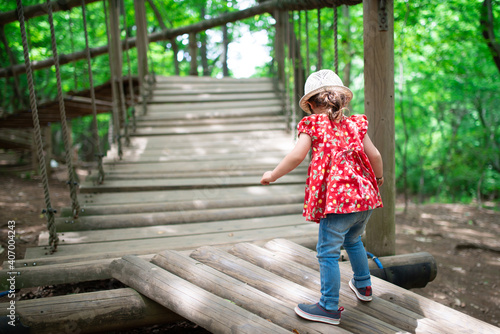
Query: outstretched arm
260 133 312 185
363 134 384 186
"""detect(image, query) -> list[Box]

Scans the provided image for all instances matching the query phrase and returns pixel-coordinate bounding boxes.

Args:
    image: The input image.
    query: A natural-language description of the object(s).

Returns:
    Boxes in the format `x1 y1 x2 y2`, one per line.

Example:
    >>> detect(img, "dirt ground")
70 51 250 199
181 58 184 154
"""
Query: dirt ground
1 170 499 332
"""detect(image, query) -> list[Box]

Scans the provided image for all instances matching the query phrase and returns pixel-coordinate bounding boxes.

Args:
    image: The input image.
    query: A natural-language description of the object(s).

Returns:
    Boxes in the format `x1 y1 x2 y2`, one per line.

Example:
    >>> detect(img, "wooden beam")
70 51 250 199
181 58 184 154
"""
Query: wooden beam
0 0 101 26
0 0 362 78
363 0 396 256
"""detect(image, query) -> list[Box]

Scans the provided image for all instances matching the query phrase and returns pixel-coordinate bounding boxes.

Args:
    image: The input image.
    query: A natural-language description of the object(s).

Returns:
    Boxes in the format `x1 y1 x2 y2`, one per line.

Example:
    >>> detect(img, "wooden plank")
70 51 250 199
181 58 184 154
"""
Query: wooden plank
62 192 304 216
23 222 318 263
190 246 406 333
131 122 286 136
152 250 350 334
109 255 291 333
149 92 278 104
0 288 180 334
144 99 282 113
78 185 305 206
154 75 272 84
79 174 306 193
135 115 285 127
46 213 304 244
152 85 275 95
102 148 295 164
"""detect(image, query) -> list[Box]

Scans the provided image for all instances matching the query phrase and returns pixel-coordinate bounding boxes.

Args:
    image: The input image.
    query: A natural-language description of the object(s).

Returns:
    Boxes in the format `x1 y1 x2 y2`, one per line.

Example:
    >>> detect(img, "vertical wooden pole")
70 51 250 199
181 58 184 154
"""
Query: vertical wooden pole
274 9 285 89
134 0 149 112
107 0 123 142
363 0 396 256
189 32 198 76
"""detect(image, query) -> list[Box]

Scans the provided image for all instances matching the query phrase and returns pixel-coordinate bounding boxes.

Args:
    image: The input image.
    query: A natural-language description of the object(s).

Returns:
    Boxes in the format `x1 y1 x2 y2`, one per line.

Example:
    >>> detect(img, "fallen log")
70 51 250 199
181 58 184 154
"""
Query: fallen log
109 255 290 334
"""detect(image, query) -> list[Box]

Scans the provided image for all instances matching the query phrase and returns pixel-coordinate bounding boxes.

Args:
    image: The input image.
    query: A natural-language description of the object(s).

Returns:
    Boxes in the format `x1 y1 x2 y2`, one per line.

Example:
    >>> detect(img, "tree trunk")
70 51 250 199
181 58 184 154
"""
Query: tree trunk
480 0 500 73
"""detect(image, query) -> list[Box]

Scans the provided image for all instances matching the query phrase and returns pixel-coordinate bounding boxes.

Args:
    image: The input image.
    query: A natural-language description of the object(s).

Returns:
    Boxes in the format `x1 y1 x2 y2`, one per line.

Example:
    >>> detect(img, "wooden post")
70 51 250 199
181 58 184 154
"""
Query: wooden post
133 0 149 112
274 9 285 90
189 32 198 76
363 0 396 256
107 0 123 142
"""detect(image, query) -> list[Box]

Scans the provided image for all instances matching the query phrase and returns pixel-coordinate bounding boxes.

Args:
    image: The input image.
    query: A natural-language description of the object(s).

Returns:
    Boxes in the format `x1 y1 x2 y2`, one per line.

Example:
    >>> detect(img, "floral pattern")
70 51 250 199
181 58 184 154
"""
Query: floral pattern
297 113 383 223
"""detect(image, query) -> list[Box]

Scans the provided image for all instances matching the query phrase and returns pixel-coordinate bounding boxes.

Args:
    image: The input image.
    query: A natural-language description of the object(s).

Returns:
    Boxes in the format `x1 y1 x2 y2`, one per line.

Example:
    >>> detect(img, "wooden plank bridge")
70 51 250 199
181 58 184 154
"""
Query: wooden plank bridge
2 76 499 333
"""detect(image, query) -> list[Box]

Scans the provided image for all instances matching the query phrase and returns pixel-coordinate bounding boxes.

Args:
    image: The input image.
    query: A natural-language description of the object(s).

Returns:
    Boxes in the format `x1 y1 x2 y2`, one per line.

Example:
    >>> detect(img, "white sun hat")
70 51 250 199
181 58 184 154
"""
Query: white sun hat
299 69 353 113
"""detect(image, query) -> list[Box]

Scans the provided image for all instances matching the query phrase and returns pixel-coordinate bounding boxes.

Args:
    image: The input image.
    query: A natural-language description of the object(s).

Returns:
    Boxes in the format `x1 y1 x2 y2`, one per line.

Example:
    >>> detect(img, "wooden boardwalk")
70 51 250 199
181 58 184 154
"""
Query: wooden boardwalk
2 76 499 333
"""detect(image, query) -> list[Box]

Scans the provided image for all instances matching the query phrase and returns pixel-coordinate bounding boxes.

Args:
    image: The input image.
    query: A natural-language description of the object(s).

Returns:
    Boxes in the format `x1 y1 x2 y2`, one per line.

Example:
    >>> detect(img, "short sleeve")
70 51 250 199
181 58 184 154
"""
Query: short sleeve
350 114 368 140
297 116 314 138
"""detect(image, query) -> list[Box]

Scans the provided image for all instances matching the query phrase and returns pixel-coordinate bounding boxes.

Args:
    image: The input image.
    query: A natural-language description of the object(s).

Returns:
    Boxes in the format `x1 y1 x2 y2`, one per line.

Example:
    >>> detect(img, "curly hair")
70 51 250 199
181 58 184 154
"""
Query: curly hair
309 90 349 122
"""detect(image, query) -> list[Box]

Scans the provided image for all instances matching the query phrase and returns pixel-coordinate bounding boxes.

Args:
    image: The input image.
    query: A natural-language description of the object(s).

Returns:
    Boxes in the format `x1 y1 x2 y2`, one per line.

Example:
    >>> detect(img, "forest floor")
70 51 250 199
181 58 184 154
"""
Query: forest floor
1 168 499 332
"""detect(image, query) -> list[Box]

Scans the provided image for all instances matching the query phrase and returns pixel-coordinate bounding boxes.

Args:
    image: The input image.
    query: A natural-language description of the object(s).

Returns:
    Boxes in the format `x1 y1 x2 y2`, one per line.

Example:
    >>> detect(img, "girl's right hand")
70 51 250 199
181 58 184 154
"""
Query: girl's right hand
260 171 275 185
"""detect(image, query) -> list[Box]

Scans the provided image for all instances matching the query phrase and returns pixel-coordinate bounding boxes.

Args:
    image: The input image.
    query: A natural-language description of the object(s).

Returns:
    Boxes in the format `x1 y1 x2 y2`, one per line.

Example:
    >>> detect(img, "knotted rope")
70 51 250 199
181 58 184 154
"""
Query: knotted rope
81 0 105 184
46 0 81 218
16 0 59 252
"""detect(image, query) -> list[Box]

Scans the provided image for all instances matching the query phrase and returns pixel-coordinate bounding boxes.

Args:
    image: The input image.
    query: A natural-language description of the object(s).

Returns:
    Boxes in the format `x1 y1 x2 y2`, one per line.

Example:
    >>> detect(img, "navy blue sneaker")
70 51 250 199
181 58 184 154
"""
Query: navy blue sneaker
294 303 344 325
349 278 372 301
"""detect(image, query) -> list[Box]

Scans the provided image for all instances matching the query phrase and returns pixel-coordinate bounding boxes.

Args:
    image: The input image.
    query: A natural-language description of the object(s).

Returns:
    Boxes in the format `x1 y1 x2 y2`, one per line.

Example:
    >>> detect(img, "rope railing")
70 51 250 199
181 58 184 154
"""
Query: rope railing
81 0 105 184
15 0 59 253
46 0 81 218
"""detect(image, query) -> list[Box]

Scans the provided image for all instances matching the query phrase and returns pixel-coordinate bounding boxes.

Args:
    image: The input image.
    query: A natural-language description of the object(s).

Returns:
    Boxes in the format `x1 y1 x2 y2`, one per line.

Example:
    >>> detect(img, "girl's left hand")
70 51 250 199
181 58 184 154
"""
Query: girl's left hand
260 171 275 185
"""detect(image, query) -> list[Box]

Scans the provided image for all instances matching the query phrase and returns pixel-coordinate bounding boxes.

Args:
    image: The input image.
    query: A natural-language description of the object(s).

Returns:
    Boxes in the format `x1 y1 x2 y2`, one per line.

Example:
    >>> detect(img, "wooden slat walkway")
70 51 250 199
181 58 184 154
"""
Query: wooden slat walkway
2 76 499 334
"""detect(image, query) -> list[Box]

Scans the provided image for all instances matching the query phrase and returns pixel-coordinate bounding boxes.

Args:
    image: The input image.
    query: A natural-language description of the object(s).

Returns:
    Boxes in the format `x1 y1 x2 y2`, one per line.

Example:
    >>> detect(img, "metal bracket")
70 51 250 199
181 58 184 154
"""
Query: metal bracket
378 0 388 31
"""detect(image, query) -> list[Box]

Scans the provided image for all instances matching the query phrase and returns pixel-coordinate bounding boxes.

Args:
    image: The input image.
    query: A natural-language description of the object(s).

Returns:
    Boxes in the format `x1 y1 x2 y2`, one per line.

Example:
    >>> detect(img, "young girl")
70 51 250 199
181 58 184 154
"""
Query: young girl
260 69 384 325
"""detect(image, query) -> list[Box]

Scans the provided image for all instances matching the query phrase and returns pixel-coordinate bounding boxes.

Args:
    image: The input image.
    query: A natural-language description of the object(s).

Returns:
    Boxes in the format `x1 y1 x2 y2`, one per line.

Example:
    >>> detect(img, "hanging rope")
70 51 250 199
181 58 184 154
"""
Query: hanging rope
121 0 137 132
305 10 310 77
317 8 322 70
334 5 338 73
46 0 81 218
103 0 123 159
16 0 59 253
118 0 130 146
81 0 105 184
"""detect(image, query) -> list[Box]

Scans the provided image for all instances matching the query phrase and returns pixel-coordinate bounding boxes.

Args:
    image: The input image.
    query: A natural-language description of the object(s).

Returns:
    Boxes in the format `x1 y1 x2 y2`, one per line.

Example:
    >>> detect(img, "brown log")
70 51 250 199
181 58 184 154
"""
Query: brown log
1 288 181 334
263 238 500 334
229 242 445 334
109 255 291 334
151 250 350 334
190 245 405 334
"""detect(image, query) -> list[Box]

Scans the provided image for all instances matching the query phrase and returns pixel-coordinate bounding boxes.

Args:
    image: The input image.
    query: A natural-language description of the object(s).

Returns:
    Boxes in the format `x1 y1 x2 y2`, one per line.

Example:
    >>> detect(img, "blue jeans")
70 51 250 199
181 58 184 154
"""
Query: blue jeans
316 210 373 311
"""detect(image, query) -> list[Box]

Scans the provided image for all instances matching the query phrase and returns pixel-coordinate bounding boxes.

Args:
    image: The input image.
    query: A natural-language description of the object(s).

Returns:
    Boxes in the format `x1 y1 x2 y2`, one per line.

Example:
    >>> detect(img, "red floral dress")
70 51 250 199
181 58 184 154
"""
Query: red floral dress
297 113 383 223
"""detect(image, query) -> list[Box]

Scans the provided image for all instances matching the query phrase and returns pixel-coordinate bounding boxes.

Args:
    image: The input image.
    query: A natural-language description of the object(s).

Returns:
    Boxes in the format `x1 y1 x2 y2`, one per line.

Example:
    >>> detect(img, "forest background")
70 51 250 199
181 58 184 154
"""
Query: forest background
0 0 499 208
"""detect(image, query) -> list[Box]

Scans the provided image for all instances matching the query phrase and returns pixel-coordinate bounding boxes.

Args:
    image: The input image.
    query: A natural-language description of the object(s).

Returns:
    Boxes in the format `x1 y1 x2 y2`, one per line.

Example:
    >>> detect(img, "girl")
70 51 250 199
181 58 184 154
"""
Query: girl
260 69 384 325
